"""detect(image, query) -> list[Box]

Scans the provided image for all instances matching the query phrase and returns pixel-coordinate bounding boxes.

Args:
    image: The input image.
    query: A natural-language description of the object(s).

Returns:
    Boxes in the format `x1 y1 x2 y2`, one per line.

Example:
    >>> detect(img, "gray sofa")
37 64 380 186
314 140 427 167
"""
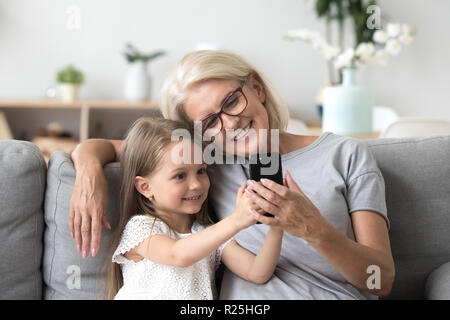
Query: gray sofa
0 136 449 300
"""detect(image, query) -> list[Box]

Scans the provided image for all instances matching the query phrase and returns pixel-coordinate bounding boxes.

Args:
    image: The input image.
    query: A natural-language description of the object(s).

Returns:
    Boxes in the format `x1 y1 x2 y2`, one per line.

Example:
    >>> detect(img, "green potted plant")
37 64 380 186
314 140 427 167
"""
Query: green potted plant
56 65 84 103
123 43 166 101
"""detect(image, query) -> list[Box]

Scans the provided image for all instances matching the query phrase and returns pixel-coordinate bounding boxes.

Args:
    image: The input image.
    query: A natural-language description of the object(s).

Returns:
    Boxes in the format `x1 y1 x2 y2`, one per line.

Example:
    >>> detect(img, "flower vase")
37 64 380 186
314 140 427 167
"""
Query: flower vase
322 68 373 135
124 61 151 101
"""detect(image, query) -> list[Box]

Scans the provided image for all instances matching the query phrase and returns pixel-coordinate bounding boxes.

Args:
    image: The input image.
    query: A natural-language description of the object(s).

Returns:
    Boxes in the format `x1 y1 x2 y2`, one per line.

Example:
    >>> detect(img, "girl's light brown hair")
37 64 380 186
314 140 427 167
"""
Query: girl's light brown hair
107 117 211 299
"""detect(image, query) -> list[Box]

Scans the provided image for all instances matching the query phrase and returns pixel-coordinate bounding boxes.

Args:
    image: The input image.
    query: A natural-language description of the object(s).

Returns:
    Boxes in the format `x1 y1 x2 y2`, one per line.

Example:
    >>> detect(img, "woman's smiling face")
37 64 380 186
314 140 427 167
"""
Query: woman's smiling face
183 77 270 157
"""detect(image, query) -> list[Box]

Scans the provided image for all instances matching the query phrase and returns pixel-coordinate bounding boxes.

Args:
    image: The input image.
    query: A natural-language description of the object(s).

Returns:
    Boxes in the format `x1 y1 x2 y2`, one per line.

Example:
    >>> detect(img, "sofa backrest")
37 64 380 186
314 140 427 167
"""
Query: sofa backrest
0 140 45 299
43 151 121 299
364 135 450 299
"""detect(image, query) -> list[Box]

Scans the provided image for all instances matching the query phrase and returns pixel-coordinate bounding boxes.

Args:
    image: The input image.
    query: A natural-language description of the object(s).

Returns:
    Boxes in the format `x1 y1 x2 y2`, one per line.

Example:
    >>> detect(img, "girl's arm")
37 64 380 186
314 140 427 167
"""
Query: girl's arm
70 139 123 259
130 186 256 268
221 227 283 284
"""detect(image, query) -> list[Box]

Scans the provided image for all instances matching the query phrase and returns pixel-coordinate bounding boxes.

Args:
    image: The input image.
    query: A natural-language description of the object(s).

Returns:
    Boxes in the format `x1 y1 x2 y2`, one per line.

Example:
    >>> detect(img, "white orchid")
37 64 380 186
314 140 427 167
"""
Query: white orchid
334 48 355 69
399 24 414 45
285 22 414 72
385 39 402 56
322 45 341 59
285 28 340 60
386 23 401 38
374 50 390 66
373 30 388 44
399 34 413 46
402 24 413 37
356 42 375 62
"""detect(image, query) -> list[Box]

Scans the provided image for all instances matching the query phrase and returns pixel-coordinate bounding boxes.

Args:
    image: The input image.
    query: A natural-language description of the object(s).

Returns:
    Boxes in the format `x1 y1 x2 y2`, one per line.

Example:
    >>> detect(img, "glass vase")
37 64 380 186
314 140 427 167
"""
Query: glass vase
322 68 373 135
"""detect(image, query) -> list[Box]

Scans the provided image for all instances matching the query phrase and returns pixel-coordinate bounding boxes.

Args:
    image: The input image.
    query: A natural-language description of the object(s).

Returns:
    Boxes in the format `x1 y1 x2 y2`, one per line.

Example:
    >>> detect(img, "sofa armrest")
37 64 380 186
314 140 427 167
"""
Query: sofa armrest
0 140 46 299
425 262 450 300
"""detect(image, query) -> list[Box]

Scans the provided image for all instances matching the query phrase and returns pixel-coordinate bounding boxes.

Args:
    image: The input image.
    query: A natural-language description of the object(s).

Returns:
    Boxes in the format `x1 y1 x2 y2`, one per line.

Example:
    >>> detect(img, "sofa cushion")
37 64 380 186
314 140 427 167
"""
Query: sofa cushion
364 135 450 299
0 140 46 299
425 261 450 299
43 151 121 299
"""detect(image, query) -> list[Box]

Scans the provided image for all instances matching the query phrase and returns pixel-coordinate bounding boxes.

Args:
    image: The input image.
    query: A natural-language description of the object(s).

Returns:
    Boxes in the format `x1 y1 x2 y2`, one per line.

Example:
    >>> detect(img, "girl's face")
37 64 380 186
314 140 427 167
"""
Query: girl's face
183 77 270 157
136 142 210 216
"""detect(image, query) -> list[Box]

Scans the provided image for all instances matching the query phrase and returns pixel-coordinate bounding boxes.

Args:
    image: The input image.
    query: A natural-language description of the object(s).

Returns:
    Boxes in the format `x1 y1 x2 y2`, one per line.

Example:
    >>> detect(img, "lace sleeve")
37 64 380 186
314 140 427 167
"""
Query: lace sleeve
214 237 234 270
112 215 167 265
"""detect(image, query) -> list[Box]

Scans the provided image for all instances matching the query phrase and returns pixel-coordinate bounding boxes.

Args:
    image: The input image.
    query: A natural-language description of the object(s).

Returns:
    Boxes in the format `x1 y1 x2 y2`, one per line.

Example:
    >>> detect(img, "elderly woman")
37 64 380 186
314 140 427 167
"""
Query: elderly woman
70 50 395 299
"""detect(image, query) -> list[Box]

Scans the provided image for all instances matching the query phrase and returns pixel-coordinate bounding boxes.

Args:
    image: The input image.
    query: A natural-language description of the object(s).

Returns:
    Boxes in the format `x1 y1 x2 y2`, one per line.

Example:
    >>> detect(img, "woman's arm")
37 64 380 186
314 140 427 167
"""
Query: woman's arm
246 172 395 297
312 210 395 297
70 139 123 259
221 226 283 284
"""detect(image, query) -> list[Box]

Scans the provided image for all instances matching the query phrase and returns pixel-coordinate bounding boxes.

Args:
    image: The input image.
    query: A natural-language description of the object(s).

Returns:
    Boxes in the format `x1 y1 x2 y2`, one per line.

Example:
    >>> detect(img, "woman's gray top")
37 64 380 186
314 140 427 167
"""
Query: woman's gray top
207 132 389 300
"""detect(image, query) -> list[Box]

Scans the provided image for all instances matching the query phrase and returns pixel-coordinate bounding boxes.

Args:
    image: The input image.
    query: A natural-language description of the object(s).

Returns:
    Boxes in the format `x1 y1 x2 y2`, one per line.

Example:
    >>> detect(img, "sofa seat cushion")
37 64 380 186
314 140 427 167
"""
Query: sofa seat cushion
0 140 46 299
425 262 450 300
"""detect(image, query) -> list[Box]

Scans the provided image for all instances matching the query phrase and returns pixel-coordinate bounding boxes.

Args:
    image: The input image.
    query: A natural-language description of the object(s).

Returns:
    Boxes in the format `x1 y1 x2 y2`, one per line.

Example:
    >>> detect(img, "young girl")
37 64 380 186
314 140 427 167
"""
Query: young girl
108 117 283 300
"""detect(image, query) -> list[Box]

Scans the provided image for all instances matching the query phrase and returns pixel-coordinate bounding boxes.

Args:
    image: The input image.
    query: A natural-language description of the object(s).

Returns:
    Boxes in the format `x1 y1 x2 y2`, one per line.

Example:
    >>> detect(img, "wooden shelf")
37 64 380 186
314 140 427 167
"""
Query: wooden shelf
0 99 159 110
0 99 160 141
32 136 79 165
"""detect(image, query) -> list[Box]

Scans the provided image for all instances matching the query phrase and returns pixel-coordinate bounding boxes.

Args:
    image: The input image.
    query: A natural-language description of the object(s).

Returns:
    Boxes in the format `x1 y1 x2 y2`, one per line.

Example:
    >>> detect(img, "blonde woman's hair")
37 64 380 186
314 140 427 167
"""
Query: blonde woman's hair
107 117 212 300
160 50 289 131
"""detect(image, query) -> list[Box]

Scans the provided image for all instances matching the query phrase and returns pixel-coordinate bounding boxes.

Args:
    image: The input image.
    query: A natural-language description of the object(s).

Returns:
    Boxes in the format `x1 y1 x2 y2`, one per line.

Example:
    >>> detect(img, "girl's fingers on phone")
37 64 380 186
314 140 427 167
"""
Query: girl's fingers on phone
248 202 264 215
246 189 281 216
239 184 247 197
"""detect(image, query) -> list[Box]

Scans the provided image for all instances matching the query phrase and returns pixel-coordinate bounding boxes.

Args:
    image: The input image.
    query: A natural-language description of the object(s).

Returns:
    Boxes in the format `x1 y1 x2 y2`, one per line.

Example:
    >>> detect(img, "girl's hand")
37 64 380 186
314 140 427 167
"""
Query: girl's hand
231 184 258 230
245 171 332 245
69 163 111 259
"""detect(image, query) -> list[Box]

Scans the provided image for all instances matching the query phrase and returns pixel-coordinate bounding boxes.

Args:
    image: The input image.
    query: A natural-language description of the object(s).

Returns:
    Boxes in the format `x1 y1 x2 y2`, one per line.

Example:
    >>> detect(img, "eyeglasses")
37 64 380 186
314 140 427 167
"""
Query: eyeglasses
200 86 248 138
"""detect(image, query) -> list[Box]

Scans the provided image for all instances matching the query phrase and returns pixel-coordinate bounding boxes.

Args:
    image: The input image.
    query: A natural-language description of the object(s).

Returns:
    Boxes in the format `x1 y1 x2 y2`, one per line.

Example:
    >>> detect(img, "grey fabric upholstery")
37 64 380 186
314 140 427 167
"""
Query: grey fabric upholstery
425 262 450 300
42 151 121 299
364 135 450 299
0 140 45 299
0 135 449 299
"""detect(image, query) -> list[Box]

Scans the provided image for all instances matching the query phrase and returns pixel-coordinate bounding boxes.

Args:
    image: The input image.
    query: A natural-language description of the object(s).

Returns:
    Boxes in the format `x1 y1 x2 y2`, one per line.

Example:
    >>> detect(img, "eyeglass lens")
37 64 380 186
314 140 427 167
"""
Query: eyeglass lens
202 90 247 135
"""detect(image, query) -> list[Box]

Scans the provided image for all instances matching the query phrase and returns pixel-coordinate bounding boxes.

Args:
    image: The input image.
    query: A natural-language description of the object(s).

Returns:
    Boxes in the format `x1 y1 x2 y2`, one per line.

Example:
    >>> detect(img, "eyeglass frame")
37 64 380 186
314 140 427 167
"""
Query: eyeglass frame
199 85 249 136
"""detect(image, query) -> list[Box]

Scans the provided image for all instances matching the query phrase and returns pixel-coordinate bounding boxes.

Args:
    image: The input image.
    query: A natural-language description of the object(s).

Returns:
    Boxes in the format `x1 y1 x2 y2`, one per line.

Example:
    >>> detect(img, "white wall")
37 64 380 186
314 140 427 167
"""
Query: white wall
0 0 449 138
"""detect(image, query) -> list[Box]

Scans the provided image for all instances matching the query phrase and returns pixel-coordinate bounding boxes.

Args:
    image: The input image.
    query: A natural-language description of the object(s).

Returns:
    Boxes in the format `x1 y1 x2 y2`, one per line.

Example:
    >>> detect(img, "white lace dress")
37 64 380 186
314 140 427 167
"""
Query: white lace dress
112 215 232 300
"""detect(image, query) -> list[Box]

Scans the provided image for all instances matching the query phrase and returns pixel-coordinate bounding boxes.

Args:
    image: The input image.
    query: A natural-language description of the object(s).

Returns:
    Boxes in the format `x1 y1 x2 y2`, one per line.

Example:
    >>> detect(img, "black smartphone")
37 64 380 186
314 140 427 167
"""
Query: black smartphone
249 152 283 220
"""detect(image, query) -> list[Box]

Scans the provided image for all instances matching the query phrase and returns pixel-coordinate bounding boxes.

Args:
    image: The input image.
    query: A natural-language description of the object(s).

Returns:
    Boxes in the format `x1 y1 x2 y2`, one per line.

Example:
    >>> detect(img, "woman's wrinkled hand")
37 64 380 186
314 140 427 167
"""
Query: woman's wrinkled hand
69 163 111 259
245 170 332 244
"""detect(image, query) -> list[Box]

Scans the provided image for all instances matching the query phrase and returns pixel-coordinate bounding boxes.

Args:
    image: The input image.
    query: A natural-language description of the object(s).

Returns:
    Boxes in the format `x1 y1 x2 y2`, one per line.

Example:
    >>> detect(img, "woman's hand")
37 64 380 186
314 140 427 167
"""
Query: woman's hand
69 162 111 259
230 184 259 230
246 171 332 244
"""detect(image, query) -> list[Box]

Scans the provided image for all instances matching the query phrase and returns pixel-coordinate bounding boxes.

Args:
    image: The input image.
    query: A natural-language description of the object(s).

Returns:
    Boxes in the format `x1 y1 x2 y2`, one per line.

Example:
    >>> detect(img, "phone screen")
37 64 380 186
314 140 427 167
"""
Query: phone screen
249 152 283 219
